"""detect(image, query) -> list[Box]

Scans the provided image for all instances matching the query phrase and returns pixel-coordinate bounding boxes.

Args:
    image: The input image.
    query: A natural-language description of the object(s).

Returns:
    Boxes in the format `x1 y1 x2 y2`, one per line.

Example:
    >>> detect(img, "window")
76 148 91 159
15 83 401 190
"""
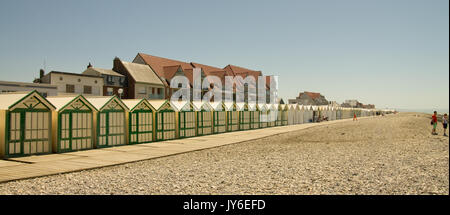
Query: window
94 80 98 84
138 87 146 94
66 84 75 93
157 88 162 95
59 77 63 81
152 88 155 95
78 79 81 82
106 87 113 96
84 86 92 94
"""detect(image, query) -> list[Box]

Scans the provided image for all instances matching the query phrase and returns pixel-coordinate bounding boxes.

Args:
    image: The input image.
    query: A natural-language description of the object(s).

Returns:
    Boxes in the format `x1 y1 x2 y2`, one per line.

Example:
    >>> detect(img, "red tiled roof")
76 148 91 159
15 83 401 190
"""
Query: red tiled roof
304 91 321 100
137 53 193 79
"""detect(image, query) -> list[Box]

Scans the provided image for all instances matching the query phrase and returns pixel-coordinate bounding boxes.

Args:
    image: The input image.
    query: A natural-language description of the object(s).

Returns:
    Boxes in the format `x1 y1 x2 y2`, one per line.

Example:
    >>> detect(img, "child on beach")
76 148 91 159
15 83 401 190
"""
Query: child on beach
431 111 438 135
443 114 448 137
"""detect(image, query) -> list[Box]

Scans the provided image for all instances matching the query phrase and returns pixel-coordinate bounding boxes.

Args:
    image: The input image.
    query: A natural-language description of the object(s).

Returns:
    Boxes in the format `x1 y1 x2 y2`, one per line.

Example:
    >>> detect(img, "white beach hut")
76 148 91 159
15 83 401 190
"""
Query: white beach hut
0 91 55 158
47 95 96 153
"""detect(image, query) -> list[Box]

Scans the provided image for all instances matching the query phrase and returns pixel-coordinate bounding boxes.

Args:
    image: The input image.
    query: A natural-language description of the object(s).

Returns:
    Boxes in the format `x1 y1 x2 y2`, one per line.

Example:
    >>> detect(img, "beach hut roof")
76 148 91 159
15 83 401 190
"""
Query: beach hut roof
235 102 248 111
85 96 128 112
192 101 213 111
0 90 55 111
171 101 196 111
258 103 268 110
46 95 97 112
148 100 173 111
248 103 259 111
209 101 225 111
223 101 236 111
122 99 155 112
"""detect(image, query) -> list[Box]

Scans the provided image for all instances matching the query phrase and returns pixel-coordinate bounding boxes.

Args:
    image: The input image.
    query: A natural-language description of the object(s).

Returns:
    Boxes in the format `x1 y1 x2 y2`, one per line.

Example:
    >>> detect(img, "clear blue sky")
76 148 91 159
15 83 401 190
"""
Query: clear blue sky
0 0 448 110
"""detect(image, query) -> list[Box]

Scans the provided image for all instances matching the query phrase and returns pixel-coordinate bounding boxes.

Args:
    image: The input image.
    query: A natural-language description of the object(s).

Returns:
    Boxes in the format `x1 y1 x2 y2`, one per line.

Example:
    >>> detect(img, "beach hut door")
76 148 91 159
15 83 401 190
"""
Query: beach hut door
8 111 50 156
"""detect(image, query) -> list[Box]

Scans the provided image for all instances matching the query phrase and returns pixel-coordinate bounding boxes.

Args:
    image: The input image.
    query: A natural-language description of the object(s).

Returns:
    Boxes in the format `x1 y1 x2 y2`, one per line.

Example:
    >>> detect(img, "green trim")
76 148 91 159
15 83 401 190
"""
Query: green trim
5 109 51 157
129 109 153 145
178 111 196 138
197 110 212 136
155 110 176 141
8 90 56 110
213 111 226 134
96 110 126 148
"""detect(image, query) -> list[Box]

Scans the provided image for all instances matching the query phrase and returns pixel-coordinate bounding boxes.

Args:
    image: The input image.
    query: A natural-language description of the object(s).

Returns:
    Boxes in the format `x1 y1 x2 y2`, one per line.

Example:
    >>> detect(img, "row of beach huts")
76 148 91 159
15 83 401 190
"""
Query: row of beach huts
0 91 379 158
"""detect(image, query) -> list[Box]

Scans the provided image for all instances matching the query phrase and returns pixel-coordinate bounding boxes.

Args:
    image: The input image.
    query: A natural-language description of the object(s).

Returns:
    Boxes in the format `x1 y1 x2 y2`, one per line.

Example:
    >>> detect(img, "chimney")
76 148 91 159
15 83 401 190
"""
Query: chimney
40 69 45 79
87 62 92 68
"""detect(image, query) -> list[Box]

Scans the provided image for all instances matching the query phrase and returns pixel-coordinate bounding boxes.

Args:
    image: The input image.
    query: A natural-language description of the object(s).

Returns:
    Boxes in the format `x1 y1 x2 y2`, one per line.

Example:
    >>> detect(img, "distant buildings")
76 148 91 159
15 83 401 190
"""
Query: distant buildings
0 80 57 97
1 53 275 102
38 70 104 96
288 91 329 105
342 99 375 109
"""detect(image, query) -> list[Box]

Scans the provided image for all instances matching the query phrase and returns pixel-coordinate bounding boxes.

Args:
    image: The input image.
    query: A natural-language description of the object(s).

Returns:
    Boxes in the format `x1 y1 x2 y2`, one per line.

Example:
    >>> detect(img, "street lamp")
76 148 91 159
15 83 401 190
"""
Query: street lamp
118 88 123 99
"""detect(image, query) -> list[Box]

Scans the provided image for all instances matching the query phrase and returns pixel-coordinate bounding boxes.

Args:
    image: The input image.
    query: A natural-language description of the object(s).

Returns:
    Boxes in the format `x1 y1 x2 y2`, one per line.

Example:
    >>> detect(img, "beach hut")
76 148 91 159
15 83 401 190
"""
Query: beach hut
267 104 277 127
304 105 313 123
287 104 296 125
172 101 197 139
47 95 96 153
258 103 268 128
326 106 333 121
150 100 176 141
194 101 213 136
248 103 260 129
0 91 55 158
296 105 303 124
211 101 227 134
122 99 155 145
336 107 342 120
86 96 128 148
237 102 251 130
225 102 239 132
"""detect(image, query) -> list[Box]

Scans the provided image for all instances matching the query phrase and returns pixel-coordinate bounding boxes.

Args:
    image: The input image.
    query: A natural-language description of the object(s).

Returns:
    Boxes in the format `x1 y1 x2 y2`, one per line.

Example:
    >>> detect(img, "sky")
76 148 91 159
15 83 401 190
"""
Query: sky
0 0 448 110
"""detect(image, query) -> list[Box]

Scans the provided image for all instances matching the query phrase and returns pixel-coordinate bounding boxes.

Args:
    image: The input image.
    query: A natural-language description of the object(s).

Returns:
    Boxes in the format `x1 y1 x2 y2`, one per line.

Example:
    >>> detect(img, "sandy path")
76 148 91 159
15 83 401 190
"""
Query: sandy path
0 112 448 195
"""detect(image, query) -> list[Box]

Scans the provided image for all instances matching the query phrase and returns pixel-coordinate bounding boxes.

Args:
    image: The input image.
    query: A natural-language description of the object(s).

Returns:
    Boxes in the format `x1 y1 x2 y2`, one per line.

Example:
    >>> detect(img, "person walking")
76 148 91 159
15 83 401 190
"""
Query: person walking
353 112 357 121
443 113 448 137
431 111 438 135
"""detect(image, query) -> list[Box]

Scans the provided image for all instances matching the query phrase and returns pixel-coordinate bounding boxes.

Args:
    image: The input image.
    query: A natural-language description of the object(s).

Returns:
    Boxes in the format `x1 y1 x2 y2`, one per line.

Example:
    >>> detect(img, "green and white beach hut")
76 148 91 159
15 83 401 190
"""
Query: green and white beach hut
172 101 197 139
86 96 129 148
149 100 176 141
304 105 313 123
193 101 213 136
296 105 304 124
47 95 96 153
287 104 296 125
225 102 239 132
0 91 55 158
122 99 155 145
237 102 251 130
248 103 260 129
211 101 227 134
267 104 277 127
258 103 268 128
276 104 288 126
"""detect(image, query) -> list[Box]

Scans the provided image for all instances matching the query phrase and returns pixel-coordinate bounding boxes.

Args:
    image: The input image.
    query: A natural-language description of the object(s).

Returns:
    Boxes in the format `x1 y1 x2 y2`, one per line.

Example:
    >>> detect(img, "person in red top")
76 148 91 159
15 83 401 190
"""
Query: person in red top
353 113 357 121
432 111 438 135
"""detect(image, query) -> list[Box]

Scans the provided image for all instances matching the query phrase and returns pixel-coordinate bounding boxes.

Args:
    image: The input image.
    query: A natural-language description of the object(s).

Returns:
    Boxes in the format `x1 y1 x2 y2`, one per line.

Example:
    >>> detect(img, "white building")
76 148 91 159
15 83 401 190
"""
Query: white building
40 71 104 96
0 80 57 97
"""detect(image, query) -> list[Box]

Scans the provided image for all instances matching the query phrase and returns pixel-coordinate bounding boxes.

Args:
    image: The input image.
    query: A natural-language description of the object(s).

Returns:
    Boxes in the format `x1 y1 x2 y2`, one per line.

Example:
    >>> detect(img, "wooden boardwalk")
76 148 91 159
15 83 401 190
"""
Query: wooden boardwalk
0 118 358 183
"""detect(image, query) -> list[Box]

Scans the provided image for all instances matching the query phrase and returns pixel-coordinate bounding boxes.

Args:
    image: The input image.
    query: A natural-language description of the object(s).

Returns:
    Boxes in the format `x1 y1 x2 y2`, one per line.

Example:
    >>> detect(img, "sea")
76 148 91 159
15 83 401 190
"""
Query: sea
396 108 449 114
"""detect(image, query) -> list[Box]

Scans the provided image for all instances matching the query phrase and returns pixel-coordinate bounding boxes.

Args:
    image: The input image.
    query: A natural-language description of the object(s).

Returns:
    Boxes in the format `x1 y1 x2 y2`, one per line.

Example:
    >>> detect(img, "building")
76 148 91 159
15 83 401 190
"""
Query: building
0 80 57 97
345 100 359 107
38 70 103 96
288 91 329 105
223 64 263 103
112 57 165 100
82 63 127 97
133 53 195 100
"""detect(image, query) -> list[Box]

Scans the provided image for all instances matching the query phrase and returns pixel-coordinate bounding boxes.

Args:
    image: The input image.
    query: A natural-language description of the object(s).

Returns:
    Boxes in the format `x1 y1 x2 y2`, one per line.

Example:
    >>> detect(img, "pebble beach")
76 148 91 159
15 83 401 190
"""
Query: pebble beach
0 112 448 195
